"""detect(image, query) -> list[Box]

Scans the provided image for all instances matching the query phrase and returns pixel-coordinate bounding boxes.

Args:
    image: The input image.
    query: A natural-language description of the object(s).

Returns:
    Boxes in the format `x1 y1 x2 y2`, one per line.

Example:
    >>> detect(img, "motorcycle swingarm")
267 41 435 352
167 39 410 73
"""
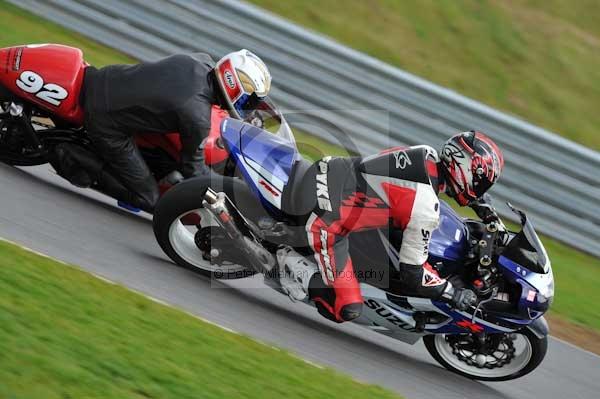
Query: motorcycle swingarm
202 188 275 275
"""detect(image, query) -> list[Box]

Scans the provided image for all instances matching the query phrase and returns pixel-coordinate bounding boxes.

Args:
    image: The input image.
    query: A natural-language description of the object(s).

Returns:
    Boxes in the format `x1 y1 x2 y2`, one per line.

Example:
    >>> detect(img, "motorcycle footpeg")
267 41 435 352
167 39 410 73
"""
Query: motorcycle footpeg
413 312 427 333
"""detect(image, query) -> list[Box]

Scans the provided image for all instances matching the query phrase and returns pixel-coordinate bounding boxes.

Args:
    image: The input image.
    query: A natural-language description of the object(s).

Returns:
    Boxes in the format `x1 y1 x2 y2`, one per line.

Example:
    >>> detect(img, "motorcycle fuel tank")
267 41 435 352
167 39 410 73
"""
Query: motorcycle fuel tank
0 44 86 125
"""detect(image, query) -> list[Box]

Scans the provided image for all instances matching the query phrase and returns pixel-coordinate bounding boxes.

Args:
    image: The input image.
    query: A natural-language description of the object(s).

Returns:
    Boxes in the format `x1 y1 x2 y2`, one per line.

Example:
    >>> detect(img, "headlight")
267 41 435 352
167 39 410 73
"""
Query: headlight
536 270 554 308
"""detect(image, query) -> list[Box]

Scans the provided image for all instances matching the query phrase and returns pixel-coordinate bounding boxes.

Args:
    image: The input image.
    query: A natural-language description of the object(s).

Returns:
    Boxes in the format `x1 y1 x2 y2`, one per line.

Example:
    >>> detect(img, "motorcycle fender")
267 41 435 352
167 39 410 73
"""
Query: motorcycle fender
526 316 549 339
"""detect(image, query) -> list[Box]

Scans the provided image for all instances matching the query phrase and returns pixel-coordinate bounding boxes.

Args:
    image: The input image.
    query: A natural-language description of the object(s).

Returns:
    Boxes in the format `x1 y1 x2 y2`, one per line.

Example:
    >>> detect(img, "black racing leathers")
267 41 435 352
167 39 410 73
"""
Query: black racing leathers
81 53 218 212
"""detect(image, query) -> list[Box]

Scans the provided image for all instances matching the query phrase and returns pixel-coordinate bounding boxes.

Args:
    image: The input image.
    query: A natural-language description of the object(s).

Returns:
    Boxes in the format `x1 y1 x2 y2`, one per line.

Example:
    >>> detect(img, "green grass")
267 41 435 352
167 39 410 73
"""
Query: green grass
0 240 401 399
249 0 600 150
545 238 600 330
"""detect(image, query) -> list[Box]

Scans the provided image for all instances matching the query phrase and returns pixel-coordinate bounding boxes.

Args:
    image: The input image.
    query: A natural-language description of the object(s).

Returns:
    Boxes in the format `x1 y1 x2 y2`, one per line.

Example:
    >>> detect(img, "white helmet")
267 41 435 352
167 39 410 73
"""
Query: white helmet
215 49 272 119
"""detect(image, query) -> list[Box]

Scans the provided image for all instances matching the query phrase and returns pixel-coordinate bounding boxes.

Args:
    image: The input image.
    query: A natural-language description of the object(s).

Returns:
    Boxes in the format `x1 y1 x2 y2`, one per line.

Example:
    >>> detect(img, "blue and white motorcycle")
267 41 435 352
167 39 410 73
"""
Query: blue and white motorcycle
153 109 553 381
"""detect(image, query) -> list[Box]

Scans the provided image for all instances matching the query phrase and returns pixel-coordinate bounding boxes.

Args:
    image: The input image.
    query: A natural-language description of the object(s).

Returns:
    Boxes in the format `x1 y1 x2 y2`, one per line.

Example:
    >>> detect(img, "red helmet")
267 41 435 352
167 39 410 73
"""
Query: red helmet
440 131 504 206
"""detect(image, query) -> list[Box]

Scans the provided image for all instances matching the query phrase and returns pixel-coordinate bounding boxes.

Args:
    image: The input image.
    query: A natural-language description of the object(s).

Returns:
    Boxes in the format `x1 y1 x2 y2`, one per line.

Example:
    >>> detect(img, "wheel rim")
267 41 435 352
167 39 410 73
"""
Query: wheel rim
433 333 533 379
167 208 248 275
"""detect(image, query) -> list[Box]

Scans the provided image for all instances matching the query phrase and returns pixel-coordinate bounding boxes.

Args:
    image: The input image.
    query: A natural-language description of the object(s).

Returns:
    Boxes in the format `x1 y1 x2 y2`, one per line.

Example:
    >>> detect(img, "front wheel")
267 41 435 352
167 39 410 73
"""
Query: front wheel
423 329 547 381
153 176 254 279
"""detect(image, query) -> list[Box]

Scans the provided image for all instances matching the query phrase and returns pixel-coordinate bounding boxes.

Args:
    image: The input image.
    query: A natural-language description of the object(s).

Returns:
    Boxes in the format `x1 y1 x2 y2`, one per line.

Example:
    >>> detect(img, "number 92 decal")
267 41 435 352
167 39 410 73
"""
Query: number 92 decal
16 71 68 106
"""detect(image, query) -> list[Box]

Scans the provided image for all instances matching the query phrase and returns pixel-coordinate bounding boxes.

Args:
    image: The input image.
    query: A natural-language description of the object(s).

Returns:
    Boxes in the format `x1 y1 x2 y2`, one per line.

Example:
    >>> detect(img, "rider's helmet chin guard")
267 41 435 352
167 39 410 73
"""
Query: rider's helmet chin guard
440 131 504 206
214 49 272 120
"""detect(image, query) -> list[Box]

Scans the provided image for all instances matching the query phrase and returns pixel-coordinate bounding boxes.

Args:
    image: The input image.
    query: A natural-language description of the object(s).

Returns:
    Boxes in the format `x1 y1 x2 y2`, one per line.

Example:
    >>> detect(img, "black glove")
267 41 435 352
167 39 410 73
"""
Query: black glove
470 193 499 224
451 288 477 311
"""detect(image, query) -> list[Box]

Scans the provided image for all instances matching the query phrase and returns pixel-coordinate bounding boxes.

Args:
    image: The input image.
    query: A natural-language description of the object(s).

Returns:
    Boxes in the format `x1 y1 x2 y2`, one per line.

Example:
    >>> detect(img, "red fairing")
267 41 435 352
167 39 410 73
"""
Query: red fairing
204 105 230 165
135 105 229 165
0 44 87 125
135 133 182 161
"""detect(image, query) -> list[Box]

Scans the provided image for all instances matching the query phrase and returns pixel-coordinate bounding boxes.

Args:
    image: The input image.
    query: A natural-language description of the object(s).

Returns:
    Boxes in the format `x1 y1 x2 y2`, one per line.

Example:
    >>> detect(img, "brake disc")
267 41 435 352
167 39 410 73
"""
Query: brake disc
447 334 517 369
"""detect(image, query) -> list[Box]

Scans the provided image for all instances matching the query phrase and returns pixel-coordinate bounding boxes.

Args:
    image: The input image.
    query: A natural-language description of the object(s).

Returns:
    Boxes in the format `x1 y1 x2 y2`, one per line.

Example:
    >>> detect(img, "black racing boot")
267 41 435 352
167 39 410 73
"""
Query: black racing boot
51 143 155 213
93 170 157 213
51 143 103 188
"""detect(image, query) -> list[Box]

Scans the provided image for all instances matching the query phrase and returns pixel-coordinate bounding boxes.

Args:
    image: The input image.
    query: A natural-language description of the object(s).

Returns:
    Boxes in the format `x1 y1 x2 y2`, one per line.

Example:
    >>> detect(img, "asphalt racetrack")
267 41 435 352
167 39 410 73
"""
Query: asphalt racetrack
0 163 598 399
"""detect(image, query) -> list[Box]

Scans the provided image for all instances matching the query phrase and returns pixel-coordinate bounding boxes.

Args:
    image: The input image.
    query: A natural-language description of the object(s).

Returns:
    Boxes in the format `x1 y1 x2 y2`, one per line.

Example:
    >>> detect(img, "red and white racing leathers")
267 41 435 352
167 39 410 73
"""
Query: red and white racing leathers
303 145 448 323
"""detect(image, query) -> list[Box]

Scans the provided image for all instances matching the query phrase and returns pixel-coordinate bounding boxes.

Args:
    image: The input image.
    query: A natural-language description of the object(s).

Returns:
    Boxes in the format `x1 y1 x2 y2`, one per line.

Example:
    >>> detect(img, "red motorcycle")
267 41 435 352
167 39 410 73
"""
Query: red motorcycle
0 44 230 208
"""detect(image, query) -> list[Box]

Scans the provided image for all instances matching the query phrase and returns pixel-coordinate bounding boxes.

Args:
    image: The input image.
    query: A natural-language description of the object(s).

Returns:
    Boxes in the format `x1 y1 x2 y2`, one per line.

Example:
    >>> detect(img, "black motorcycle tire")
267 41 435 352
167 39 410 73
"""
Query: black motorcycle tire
153 176 255 279
423 329 548 381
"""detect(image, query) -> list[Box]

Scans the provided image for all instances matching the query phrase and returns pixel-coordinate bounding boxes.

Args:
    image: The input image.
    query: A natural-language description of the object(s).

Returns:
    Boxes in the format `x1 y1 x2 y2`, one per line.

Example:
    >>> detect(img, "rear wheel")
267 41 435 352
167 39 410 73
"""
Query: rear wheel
423 329 547 381
153 177 253 279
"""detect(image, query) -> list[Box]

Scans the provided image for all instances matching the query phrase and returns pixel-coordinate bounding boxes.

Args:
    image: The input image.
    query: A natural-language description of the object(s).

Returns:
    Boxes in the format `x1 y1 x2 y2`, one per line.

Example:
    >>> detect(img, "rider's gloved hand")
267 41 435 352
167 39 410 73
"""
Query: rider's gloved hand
470 194 500 224
451 288 477 311
441 282 477 310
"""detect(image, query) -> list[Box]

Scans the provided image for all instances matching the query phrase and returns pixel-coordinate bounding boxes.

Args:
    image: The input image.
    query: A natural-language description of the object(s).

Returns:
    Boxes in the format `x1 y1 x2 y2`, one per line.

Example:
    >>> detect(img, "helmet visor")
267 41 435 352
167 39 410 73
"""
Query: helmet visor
233 92 264 120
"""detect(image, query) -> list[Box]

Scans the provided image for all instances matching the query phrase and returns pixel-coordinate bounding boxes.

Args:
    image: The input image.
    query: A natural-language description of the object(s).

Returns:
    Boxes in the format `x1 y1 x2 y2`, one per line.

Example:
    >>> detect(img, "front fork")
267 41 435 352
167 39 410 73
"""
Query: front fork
202 187 276 275
6 102 44 151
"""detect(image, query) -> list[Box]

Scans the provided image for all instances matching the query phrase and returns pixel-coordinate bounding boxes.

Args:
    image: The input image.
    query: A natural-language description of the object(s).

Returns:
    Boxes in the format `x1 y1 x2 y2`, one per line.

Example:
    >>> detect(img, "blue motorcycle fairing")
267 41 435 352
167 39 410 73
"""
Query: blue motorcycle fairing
497 255 554 316
429 201 468 265
421 254 551 335
221 118 300 214
415 204 552 335
427 301 517 334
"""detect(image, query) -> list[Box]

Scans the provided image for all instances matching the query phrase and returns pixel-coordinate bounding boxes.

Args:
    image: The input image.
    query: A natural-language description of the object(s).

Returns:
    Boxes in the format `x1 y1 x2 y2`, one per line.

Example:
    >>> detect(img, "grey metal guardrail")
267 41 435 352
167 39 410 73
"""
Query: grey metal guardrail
9 0 600 257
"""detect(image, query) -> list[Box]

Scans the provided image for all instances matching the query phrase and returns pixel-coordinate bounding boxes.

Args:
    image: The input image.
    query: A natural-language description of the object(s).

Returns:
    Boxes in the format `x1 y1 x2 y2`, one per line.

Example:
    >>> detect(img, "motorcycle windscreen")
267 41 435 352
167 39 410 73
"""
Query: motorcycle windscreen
241 95 297 147
503 217 550 274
